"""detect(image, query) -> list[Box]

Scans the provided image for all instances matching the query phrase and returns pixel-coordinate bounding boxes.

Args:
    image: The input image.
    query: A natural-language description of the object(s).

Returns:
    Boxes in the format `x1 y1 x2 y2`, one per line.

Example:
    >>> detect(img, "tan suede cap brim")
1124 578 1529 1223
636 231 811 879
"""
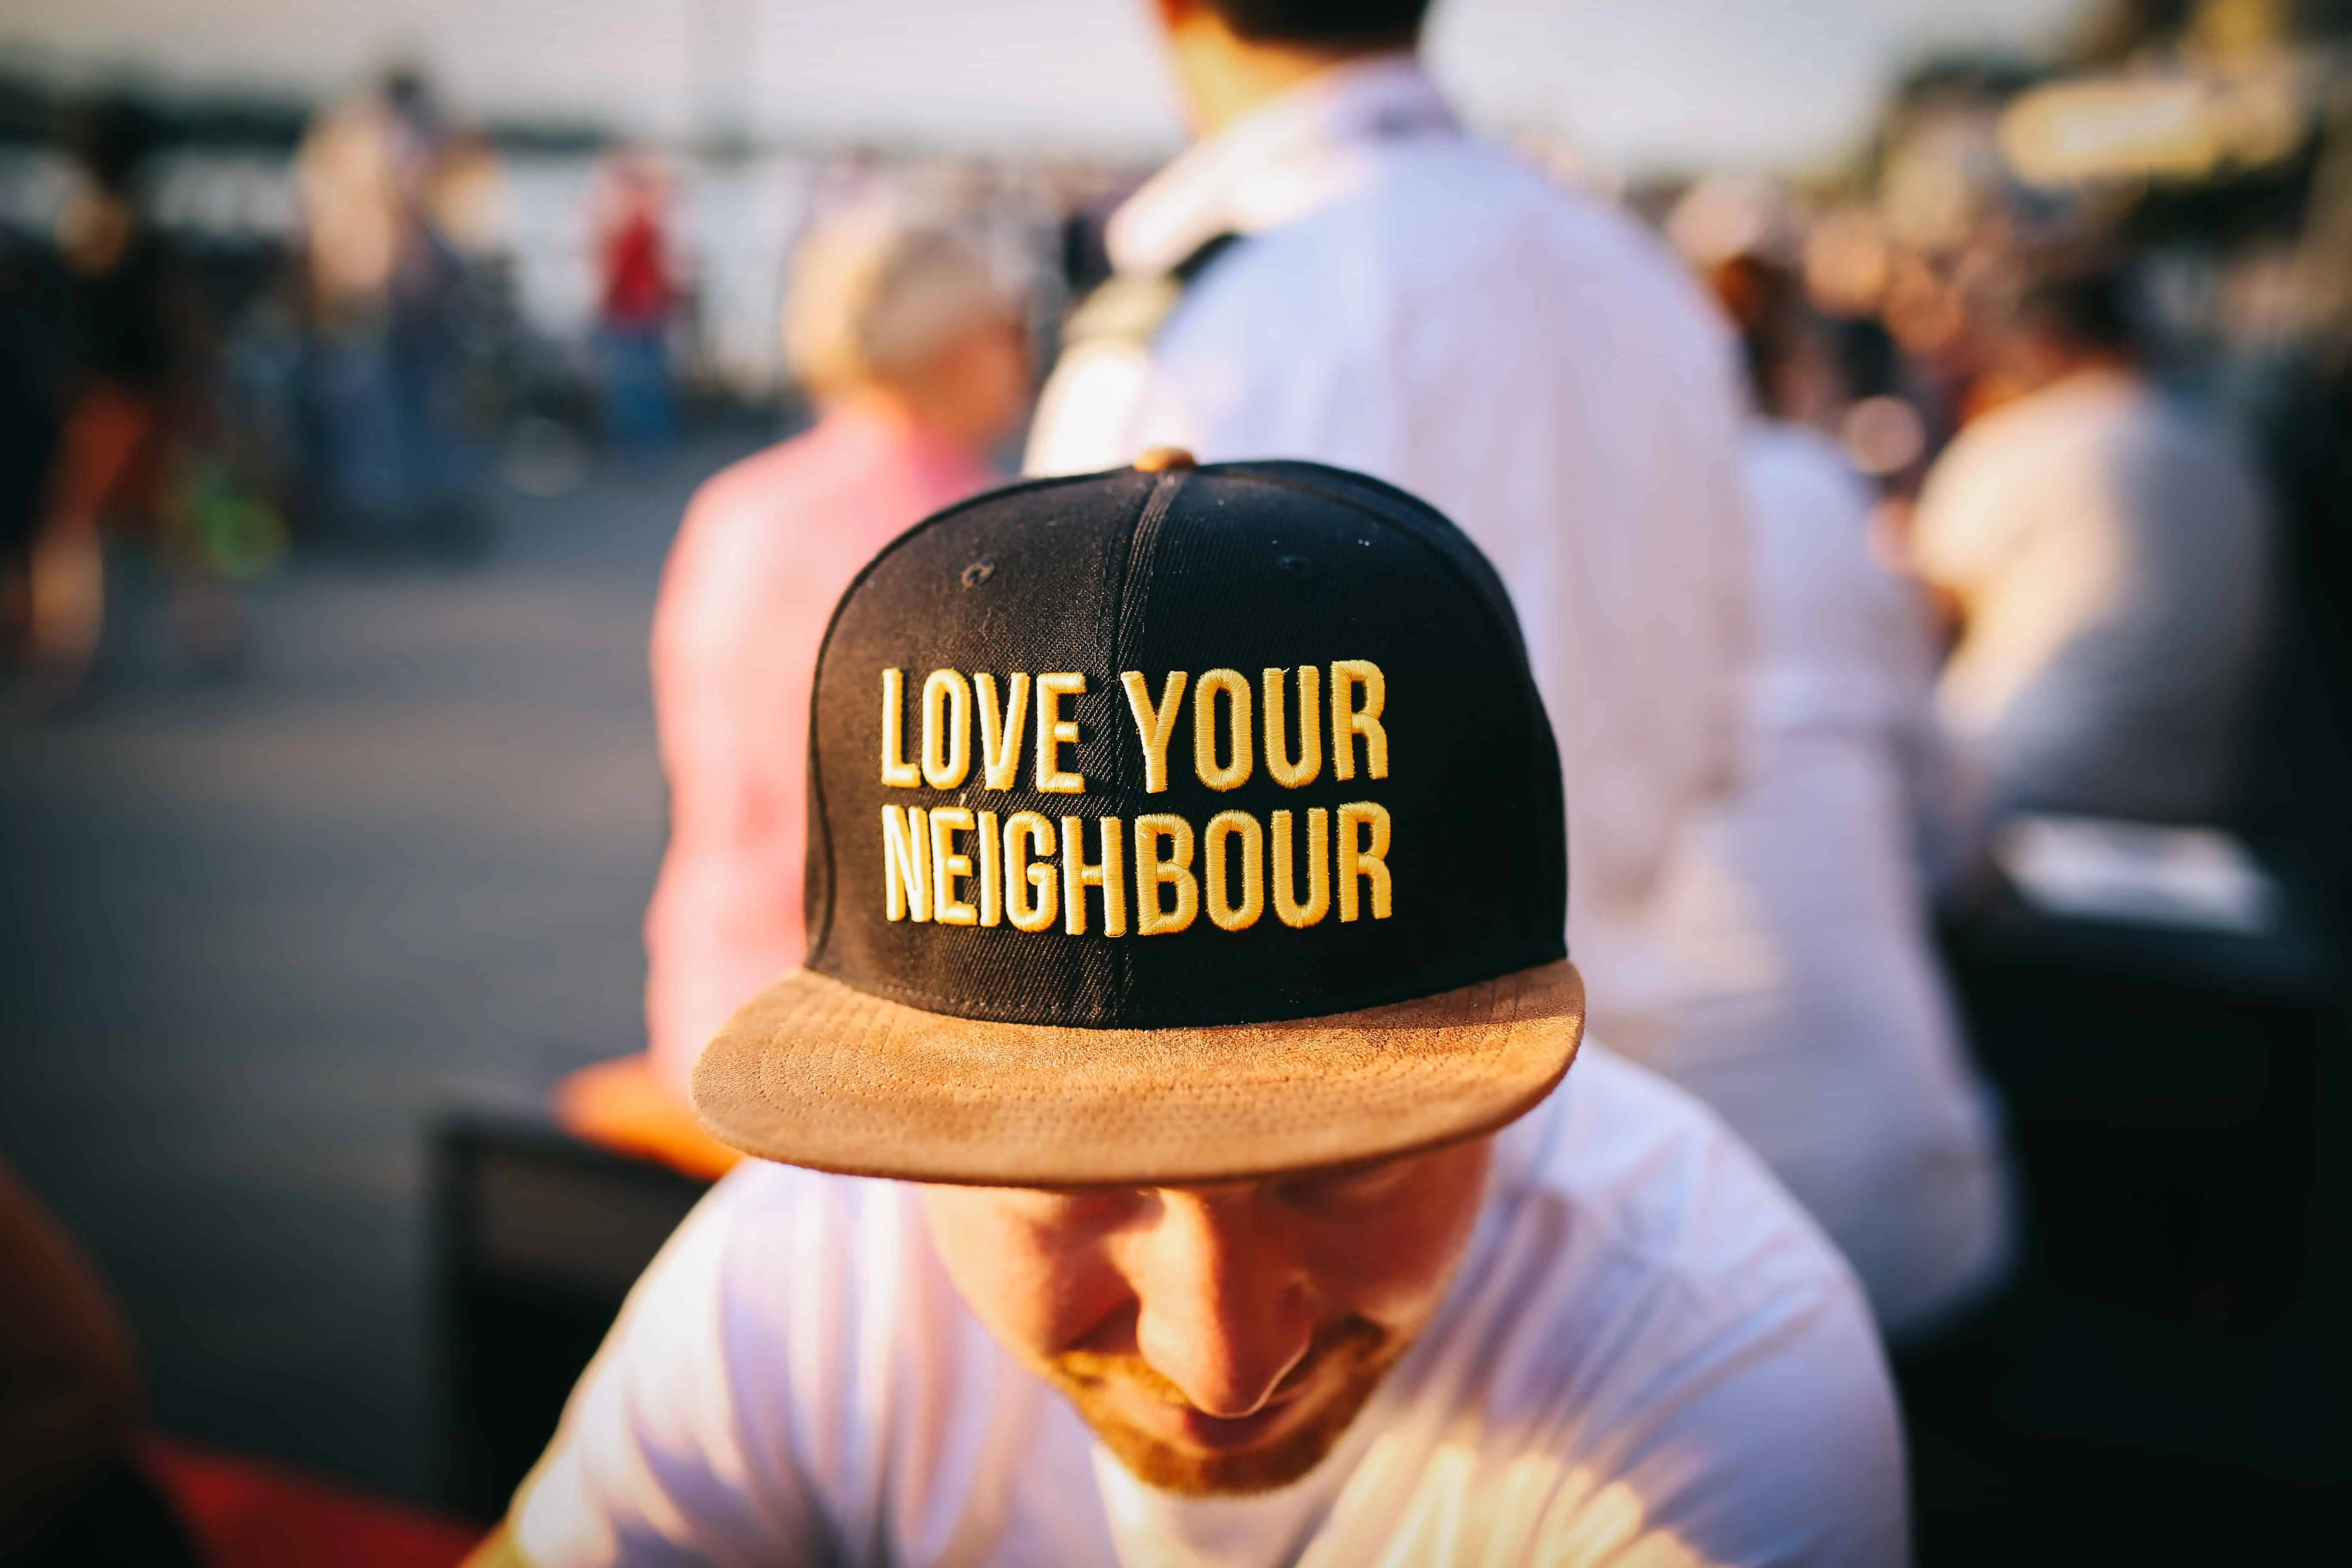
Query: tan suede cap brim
690 959 1584 1186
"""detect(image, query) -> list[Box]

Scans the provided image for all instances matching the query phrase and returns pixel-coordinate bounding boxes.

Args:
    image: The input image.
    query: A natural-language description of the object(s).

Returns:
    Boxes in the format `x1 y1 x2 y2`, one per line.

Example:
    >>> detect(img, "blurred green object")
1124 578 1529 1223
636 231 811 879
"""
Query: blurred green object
167 453 287 582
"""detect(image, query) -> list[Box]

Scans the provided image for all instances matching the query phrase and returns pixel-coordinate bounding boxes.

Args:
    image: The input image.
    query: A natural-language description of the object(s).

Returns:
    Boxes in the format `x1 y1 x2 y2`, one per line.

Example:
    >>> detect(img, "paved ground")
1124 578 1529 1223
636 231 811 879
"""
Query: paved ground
0 432 769 1499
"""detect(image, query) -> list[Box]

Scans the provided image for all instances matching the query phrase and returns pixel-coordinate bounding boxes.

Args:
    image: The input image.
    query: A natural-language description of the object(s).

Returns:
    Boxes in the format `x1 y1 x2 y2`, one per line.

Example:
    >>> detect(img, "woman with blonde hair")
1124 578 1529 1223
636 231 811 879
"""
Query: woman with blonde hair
558 203 1030 1172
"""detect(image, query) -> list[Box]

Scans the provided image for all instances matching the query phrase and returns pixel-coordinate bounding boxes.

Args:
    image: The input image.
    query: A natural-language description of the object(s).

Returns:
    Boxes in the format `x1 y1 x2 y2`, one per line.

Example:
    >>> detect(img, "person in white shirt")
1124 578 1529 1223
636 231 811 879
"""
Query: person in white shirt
496 1054 1900 1568
468 450 1904 1566
1908 264 2274 828
1626 252 2012 1344
1027 0 1752 1054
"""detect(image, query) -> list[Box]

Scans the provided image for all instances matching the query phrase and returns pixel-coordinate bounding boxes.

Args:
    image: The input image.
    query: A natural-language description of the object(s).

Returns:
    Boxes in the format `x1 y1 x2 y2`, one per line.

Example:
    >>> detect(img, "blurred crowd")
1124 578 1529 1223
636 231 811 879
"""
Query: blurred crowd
0 65 1124 710
6 0 2352 1559
3 12 2343 819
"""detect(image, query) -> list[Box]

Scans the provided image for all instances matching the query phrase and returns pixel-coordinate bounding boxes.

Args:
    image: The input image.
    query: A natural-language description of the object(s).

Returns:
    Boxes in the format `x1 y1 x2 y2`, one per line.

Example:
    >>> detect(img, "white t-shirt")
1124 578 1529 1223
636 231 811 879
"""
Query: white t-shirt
1624 426 2010 1343
509 1047 1906 1567
1025 57 1753 1052
1908 369 2272 822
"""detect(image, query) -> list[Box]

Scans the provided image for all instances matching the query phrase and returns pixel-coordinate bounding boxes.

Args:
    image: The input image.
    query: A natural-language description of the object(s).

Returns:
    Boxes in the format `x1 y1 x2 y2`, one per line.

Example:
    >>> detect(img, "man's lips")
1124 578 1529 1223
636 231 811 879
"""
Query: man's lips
1166 1400 1301 1452
1109 1371 1320 1452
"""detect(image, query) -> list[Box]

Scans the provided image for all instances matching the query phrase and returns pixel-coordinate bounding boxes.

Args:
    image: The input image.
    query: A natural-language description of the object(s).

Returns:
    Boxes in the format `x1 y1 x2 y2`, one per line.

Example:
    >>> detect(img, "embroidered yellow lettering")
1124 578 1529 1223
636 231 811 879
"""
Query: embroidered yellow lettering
1003 811 1059 933
1193 668 1254 791
1204 809 1265 931
882 803 930 921
928 806 978 925
1271 807 1330 928
976 809 1003 927
1133 813 1199 936
975 673 1031 790
1120 671 1188 795
1035 673 1087 793
880 670 920 788
1337 801 1393 922
1262 665 1322 788
919 670 972 790
1329 660 1388 782
1060 815 1126 936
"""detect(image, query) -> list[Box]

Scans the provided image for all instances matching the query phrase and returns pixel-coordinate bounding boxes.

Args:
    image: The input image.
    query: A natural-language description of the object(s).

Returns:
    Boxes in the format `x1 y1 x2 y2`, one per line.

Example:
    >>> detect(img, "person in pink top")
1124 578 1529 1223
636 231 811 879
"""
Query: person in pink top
558 207 1030 1173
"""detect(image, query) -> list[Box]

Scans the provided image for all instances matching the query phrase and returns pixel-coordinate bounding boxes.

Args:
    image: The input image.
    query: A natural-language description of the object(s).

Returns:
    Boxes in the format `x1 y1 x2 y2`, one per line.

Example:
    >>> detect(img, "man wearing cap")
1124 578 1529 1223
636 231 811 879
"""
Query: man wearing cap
1029 0 1752 1055
472 458 1903 1566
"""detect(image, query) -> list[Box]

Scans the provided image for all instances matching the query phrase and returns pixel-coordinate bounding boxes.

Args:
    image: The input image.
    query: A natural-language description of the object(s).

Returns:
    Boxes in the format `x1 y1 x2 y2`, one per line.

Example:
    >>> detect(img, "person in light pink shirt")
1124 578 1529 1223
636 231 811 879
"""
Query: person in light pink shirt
558 208 1030 1171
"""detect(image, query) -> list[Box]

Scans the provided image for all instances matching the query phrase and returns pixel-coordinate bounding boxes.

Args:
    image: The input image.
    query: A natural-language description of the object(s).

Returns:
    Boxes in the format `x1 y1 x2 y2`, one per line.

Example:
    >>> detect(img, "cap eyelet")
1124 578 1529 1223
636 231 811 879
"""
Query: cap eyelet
960 559 998 588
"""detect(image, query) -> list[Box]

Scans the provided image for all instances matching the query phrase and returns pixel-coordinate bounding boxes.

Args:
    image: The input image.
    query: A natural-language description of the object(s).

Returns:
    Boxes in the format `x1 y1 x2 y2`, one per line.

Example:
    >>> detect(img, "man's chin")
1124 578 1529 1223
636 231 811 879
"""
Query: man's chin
1075 1361 1393 1498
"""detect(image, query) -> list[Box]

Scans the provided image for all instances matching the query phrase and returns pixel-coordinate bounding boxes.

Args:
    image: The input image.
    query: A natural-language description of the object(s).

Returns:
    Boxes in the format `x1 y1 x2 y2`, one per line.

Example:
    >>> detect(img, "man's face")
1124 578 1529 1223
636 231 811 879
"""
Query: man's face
918 1136 1494 1496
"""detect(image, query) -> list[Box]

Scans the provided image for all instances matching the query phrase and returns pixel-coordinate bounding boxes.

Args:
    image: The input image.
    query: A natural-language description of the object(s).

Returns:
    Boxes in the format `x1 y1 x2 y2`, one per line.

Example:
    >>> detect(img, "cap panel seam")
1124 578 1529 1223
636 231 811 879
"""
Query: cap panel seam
1112 472 1184 675
1089 472 1183 1014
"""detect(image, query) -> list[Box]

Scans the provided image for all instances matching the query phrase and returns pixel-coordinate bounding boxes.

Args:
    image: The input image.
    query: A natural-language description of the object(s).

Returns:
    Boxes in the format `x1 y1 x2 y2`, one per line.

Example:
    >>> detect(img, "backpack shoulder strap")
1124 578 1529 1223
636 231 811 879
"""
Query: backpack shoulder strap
1057 233 1242 354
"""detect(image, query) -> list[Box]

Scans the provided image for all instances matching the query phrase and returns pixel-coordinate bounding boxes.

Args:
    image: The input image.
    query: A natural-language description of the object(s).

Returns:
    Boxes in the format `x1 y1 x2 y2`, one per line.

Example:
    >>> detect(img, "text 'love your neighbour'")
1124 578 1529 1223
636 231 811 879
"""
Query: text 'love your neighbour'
876 662 1395 938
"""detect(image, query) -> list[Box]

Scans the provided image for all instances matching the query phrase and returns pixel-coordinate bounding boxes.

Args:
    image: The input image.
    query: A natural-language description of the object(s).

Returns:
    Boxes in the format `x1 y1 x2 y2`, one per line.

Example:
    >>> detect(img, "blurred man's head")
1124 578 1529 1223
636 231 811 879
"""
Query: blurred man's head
2006 263 2140 393
55 99 159 276
1148 0 1436 134
783 206 1031 453
1703 254 1840 427
918 1133 1493 1495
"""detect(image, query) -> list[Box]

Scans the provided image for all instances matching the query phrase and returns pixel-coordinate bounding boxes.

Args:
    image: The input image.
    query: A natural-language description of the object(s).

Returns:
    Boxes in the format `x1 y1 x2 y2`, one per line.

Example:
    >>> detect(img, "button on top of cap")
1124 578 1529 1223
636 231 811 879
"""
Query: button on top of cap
1133 447 1196 473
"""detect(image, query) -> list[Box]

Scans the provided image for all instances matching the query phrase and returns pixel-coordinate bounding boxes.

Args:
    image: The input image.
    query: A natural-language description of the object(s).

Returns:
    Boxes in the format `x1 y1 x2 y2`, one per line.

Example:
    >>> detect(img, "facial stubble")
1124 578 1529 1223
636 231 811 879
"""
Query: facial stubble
1041 1314 1402 1497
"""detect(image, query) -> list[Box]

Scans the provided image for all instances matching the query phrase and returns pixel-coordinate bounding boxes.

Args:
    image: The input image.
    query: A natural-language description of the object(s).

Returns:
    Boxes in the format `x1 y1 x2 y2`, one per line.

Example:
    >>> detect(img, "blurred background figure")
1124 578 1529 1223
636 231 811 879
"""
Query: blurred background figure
1028 0 1754 1071
591 149 680 453
0 241 55 663
17 98 236 706
555 203 1028 1172
292 67 486 554
1645 228 2012 1345
1908 260 2276 833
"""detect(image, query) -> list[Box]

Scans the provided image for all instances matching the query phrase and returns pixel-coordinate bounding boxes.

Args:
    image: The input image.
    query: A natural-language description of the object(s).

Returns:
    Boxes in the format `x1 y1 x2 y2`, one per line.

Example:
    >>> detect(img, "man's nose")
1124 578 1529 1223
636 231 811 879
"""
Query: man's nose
1128 1190 1316 1420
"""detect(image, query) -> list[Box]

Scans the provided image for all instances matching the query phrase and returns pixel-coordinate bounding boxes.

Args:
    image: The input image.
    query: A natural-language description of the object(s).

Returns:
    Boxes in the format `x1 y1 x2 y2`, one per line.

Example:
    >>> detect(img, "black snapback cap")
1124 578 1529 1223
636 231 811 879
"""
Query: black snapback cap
693 453 1585 1185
